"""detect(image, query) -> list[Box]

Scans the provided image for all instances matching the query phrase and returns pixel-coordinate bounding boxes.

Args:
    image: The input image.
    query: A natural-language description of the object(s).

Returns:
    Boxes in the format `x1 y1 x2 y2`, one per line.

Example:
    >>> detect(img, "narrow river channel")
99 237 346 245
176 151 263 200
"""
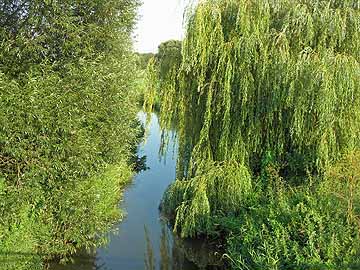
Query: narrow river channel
50 112 223 270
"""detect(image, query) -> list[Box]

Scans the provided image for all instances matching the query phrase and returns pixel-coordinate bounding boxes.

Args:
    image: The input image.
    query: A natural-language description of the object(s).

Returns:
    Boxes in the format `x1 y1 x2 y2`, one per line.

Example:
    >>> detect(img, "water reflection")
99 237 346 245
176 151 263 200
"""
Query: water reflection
48 251 99 270
144 220 223 270
144 226 156 270
50 221 223 270
159 225 171 270
50 113 223 270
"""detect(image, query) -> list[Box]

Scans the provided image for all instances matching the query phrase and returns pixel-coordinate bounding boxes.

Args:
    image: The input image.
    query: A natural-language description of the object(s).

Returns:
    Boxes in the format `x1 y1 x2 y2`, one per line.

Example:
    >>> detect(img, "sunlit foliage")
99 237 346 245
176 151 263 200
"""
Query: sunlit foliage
146 0 360 268
0 0 140 268
152 0 360 234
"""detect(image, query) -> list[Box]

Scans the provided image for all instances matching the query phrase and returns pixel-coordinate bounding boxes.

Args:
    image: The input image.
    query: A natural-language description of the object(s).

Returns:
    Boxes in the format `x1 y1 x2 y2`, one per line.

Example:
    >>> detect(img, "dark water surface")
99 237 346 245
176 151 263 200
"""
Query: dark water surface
50 113 223 270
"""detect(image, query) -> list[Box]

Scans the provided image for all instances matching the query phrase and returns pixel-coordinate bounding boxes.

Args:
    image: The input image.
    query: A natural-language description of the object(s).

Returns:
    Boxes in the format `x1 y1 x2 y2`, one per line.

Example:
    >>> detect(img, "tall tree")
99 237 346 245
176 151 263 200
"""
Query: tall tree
148 0 360 238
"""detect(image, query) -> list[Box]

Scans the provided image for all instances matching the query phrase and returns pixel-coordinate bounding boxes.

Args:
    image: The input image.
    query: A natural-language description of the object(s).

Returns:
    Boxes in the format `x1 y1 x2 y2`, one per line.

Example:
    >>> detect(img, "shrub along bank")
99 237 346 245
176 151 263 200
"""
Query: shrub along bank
0 1 140 269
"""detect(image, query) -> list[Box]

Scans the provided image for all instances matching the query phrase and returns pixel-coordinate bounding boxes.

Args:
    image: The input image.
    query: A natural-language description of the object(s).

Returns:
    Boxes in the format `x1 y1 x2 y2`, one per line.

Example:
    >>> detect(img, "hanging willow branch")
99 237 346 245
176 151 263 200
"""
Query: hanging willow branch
147 0 360 237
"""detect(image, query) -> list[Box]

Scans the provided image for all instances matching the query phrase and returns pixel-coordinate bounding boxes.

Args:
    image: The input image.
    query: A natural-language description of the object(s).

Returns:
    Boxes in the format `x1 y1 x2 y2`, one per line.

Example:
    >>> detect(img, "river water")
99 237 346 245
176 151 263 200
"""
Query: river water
50 113 223 270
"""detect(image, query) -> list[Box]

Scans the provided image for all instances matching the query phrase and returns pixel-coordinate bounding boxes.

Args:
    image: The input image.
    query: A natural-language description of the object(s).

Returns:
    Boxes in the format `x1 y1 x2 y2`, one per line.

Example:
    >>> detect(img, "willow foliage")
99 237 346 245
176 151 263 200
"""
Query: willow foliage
149 0 360 237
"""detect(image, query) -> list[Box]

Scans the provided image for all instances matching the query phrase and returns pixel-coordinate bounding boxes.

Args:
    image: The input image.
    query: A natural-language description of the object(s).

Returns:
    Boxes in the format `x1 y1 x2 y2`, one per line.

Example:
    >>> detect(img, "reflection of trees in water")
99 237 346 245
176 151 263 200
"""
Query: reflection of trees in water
46 250 109 270
132 154 149 172
160 225 171 270
144 222 224 270
0 250 112 270
172 235 224 270
145 226 156 270
48 221 223 270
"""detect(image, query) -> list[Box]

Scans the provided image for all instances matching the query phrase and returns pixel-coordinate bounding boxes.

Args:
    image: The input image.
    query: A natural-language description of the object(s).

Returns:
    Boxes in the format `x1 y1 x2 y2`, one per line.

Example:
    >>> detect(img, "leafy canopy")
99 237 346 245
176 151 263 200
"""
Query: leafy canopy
148 0 360 238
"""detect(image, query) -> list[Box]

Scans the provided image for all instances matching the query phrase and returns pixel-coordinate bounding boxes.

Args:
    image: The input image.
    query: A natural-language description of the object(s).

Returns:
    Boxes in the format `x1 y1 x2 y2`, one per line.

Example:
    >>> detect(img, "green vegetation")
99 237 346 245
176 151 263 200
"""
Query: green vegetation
146 0 360 269
0 0 140 269
134 53 154 109
222 151 360 270
136 52 155 70
155 40 182 82
143 40 182 113
2 0 359 268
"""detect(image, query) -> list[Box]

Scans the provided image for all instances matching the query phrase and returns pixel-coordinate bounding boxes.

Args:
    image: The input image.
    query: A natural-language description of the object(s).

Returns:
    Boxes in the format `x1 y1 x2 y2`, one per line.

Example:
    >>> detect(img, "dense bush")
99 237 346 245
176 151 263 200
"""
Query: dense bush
0 0 140 268
223 152 360 269
224 187 360 270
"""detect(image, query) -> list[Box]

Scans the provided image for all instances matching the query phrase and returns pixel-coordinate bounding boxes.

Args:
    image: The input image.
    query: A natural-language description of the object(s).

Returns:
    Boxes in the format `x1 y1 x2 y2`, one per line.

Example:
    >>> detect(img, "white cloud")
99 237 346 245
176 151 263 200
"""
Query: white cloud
134 0 187 53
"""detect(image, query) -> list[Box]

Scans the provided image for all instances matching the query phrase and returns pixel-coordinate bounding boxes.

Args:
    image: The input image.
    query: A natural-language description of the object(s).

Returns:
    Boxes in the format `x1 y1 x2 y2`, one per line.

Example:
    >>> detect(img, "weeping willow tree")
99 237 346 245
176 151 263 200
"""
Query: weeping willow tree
146 0 360 238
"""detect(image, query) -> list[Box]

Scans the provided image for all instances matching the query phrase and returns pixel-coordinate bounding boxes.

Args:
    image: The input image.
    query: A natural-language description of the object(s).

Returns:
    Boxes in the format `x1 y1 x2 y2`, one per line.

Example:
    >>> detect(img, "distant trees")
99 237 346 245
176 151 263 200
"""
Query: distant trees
142 40 182 114
0 0 140 268
136 52 155 70
156 40 182 80
143 40 182 114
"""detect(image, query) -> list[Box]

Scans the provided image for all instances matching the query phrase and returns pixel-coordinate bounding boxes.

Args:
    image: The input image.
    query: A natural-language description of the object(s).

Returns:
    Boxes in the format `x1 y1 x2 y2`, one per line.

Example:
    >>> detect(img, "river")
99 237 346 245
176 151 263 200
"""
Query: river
50 112 223 270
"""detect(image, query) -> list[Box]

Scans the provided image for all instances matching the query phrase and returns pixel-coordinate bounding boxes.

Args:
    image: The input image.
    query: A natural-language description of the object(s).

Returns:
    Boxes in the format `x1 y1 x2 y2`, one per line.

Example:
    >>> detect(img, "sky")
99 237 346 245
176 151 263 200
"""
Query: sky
134 0 188 53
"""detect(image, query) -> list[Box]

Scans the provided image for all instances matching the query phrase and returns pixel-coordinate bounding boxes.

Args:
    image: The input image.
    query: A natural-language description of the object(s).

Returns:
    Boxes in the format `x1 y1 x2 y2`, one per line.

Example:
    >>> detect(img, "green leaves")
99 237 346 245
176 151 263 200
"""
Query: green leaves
148 0 360 267
162 160 252 237
158 0 360 177
0 0 140 267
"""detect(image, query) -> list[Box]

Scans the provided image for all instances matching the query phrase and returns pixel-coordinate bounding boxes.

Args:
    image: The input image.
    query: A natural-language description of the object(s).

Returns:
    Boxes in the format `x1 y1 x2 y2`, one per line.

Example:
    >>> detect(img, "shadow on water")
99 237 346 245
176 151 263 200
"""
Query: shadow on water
133 155 149 172
144 221 224 270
